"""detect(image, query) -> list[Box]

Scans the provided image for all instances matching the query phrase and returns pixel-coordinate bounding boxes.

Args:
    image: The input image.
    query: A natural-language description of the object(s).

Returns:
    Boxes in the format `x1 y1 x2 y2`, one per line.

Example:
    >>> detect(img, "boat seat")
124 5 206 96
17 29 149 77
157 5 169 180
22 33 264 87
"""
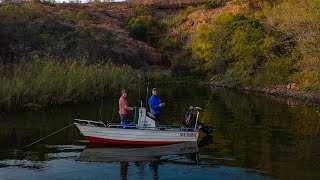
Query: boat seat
147 112 156 119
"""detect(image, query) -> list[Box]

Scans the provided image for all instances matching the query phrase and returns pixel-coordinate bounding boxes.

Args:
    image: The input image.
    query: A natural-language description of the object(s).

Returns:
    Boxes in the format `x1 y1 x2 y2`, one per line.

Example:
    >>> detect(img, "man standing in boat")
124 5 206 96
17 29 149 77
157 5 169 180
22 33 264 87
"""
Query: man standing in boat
148 88 166 127
119 89 134 124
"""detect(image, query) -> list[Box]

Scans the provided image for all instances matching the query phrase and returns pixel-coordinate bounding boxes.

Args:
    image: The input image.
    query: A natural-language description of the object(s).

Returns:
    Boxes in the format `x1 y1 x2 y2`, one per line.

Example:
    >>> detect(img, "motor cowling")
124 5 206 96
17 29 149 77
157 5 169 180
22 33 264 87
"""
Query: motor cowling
182 110 214 135
182 111 196 128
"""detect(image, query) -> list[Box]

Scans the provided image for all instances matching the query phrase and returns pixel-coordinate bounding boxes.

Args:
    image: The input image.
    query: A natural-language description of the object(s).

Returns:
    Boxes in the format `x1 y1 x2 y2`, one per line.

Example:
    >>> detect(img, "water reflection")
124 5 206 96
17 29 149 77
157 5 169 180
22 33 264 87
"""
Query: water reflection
78 141 200 162
78 141 203 180
0 85 320 179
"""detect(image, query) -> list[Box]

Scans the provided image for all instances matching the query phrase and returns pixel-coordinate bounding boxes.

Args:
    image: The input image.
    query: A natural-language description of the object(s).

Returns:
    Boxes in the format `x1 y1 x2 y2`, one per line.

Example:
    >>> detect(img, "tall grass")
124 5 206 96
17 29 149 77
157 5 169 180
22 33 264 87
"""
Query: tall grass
0 56 139 112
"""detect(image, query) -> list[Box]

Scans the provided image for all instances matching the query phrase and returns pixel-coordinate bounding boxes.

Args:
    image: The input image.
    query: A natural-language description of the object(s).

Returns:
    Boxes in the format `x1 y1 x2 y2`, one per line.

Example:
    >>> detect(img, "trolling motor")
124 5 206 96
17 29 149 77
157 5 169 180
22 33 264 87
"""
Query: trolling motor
182 106 215 135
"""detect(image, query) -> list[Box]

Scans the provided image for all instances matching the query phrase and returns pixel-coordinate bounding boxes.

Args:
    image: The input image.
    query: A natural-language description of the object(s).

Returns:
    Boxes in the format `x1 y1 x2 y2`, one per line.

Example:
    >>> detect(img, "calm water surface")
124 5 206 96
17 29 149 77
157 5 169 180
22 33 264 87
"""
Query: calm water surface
0 85 320 180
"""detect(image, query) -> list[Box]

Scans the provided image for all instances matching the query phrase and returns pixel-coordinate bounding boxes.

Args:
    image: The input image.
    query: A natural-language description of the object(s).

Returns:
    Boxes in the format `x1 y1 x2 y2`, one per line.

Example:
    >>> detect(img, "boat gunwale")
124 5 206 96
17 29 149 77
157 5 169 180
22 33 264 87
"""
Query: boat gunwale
74 122 199 133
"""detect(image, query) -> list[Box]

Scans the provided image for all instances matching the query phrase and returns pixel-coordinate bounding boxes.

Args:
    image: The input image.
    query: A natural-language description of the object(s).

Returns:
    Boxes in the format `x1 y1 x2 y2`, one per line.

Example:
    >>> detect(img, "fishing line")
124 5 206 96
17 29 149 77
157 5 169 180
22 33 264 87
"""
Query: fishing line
24 123 74 148
0 123 74 155
204 88 216 110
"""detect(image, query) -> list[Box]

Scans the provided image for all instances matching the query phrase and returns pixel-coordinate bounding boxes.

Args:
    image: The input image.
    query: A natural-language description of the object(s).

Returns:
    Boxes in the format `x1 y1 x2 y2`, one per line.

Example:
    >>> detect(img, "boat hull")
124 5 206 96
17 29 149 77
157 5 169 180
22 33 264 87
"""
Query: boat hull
76 124 199 145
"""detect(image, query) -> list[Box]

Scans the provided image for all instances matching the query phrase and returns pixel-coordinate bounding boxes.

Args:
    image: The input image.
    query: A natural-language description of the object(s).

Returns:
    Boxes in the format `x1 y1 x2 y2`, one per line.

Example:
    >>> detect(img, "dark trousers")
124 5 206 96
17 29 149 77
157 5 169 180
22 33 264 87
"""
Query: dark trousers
120 114 128 124
154 114 160 122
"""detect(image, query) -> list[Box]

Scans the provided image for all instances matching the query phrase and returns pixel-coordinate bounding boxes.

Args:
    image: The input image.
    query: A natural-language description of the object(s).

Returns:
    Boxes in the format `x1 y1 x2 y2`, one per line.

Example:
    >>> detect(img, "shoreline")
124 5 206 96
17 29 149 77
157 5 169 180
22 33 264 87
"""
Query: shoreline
152 79 320 105
210 82 320 105
2 79 319 114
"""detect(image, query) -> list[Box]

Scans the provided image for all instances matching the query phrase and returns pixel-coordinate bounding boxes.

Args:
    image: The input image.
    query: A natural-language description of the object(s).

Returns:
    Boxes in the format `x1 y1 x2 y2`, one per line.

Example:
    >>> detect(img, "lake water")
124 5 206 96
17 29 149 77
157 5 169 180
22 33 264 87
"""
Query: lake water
1 85 320 180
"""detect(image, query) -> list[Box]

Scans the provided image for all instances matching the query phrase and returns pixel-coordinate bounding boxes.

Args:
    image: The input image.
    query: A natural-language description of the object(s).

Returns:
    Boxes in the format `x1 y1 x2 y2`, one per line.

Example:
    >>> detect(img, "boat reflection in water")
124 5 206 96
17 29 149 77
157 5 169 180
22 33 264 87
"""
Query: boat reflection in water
78 141 199 162
77 135 213 179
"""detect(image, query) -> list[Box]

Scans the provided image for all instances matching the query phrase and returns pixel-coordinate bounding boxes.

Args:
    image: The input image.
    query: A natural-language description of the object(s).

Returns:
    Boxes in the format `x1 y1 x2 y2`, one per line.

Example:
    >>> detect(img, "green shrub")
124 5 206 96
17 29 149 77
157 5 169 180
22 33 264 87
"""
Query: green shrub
189 12 299 85
171 49 207 76
162 37 178 51
124 5 166 44
167 6 195 28
254 56 293 85
131 4 151 16
125 15 155 41
191 27 216 62
265 0 320 90
67 10 90 23
205 0 221 9
1 4 14 12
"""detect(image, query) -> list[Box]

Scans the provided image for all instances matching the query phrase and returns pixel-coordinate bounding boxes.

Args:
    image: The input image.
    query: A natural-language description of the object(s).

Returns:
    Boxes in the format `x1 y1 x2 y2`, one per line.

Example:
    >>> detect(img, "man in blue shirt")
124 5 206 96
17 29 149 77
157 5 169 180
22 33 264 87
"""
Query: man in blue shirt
148 88 166 127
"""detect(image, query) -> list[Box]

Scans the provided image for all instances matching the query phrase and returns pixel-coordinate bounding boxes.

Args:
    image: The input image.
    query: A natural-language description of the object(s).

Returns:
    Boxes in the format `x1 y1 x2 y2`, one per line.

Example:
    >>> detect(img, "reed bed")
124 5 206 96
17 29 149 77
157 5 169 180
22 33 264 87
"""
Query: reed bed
0 57 140 112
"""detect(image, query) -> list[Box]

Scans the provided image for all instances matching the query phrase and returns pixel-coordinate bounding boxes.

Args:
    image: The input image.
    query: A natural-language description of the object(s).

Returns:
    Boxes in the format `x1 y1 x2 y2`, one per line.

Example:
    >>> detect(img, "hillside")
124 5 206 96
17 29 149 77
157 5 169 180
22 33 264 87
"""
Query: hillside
0 1 168 67
0 0 319 90
0 0 214 67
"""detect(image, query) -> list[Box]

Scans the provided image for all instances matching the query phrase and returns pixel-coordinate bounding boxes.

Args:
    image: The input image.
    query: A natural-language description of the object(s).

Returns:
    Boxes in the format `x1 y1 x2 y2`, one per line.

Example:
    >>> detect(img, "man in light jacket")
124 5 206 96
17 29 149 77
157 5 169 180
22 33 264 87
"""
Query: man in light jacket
119 89 134 124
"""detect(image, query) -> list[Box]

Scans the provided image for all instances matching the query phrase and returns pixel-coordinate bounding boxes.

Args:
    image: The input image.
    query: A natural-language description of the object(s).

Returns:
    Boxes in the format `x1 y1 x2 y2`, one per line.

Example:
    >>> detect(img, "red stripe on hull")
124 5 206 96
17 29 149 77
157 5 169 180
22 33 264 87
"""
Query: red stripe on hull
84 136 184 145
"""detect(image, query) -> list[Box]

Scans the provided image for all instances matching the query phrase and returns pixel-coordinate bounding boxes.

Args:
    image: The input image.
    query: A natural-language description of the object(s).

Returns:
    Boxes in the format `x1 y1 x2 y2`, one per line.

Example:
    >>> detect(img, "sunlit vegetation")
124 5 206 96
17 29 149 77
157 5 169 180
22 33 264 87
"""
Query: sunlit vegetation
190 13 296 86
156 0 319 90
166 5 196 28
263 0 320 90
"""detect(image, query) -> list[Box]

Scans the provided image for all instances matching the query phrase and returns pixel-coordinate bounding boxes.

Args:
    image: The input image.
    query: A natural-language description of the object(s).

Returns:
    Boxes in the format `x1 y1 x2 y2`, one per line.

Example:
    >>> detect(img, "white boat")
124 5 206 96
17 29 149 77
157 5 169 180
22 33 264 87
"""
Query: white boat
75 106 211 145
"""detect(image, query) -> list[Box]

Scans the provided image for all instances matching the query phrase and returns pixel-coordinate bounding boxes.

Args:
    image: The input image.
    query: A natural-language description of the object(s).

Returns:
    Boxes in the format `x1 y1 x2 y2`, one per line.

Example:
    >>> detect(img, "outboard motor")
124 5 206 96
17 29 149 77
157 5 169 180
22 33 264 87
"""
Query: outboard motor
182 106 215 135
199 123 215 135
183 111 196 128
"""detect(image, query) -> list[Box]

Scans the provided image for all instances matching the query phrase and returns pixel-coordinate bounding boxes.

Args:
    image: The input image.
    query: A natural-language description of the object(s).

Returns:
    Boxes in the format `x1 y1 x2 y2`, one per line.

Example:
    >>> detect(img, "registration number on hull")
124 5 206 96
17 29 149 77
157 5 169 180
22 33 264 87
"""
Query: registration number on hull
180 133 196 137
82 128 102 134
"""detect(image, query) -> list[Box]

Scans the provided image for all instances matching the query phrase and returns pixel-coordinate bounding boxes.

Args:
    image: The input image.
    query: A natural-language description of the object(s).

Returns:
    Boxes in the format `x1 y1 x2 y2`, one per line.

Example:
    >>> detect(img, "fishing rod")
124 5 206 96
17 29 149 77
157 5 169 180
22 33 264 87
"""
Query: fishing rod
145 75 150 108
138 72 141 105
99 83 106 121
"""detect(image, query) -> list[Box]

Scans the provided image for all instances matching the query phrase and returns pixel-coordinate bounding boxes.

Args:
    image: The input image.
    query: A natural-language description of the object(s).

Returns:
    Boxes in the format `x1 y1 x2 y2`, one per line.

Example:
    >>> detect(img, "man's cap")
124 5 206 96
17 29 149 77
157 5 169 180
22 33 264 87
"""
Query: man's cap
121 89 127 94
152 88 158 91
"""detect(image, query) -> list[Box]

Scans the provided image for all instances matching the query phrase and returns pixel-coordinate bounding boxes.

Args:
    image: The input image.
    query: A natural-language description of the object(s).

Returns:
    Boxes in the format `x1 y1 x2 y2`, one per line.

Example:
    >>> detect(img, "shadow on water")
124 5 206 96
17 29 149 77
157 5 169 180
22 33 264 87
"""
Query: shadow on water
0 85 320 179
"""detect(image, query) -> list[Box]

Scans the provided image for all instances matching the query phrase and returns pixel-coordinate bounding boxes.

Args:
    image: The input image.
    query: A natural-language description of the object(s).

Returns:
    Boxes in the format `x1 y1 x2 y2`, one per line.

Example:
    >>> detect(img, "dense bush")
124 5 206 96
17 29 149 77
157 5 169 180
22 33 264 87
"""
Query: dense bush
165 6 195 28
264 0 320 89
189 12 297 86
125 15 156 41
124 4 166 45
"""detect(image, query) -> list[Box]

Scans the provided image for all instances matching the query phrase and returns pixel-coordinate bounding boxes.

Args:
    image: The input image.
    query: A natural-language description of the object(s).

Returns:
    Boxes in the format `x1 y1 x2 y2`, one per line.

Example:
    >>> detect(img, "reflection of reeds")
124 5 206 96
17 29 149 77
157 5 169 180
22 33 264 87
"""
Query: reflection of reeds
0 57 139 112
